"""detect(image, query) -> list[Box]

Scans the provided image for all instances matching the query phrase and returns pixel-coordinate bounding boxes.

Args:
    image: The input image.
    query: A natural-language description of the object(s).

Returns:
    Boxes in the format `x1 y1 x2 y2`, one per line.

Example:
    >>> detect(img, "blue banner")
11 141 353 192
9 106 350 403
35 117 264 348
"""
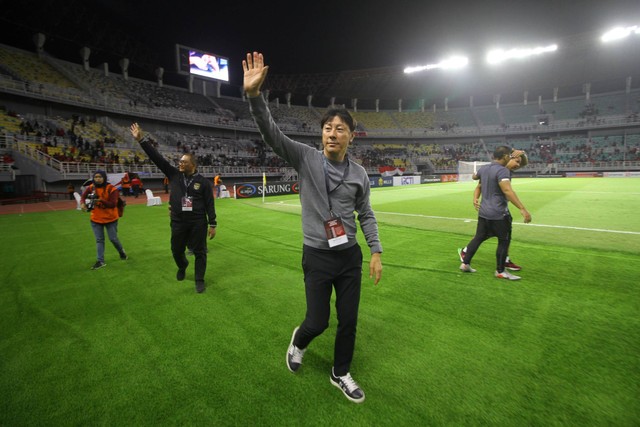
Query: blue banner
235 181 300 198
369 176 394 187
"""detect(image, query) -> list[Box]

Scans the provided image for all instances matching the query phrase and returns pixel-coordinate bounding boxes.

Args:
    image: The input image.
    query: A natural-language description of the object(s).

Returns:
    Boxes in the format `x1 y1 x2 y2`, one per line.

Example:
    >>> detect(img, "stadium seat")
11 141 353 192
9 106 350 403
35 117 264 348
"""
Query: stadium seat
73 192 82 210
145 189 162 206
218 184 230 199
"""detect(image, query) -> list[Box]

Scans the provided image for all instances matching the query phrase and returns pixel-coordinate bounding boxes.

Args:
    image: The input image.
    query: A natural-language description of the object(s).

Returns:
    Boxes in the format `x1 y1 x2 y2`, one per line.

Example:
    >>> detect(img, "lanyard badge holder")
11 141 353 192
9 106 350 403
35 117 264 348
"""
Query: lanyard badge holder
324 215 347 247
323 159 349 248
181 175 194 211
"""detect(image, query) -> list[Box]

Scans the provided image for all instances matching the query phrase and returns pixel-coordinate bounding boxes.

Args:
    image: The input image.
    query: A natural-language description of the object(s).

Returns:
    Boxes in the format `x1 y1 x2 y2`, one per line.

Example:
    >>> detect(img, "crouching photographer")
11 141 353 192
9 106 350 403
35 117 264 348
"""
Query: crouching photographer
81 170 128 270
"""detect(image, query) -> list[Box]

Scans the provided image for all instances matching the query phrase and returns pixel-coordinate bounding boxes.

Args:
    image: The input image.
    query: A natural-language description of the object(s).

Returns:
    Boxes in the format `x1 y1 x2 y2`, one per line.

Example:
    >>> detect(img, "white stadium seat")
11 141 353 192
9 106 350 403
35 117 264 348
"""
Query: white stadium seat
145 189 162 206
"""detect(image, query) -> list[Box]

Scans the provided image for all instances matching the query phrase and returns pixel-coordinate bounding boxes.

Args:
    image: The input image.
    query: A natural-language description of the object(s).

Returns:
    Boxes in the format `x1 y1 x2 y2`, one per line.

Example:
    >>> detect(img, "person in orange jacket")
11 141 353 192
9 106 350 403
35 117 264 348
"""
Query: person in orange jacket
163 176 169 194
131 174 143 198
120 172 132 196
81 170 128 269
213 174 222 198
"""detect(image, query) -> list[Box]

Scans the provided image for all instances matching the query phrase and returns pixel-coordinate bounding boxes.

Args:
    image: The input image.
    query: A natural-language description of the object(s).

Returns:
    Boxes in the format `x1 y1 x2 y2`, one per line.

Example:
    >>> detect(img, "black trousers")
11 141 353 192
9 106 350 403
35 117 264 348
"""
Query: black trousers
295 243 363 376
463 214 512 272
170 220 208 283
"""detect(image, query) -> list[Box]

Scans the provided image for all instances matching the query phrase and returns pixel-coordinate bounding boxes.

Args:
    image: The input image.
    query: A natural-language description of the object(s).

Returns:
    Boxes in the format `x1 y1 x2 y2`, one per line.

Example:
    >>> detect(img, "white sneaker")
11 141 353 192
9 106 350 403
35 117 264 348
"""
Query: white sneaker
495 270 521 280
459 263 476 273
286 327 306 373
457 247 466 263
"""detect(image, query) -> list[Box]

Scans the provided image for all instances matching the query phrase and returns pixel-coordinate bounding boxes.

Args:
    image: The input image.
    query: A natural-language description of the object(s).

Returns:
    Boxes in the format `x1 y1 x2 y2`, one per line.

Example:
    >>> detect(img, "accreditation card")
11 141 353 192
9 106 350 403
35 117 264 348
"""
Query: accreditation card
324 217 348 248
181 196 193 211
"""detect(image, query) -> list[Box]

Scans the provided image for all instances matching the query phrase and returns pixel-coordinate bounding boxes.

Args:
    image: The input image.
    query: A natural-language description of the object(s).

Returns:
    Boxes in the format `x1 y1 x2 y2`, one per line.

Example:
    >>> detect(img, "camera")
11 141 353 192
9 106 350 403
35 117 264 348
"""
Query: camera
85 192 98 211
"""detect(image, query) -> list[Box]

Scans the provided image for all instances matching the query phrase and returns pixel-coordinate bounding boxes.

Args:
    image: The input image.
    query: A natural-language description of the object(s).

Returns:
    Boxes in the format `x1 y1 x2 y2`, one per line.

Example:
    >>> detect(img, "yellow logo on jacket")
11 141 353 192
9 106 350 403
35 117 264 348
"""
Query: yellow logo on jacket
194 183 201 190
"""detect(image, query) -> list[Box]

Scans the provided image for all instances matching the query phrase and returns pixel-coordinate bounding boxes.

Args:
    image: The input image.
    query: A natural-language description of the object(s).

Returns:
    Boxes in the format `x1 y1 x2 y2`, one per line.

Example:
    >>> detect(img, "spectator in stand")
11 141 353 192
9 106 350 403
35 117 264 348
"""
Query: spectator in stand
81 170 128 270
3 153 15 165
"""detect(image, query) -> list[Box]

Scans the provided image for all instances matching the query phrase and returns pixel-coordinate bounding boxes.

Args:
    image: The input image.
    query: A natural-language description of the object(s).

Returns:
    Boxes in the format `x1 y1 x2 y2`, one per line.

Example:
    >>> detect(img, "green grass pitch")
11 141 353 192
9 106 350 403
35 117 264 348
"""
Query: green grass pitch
1 177 638 425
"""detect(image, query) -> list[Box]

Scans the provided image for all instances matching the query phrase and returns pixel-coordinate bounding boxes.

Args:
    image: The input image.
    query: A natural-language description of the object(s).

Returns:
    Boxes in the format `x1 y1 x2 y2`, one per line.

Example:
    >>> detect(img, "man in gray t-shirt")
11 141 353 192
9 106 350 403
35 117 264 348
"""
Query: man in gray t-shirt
459 150 528 271
244 51 382 404
459 146 532 280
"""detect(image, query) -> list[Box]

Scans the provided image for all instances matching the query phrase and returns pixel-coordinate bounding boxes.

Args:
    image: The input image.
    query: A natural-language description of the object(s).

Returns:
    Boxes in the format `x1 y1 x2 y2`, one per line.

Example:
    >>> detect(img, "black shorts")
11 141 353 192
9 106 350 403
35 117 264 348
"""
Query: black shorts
478 214 512 241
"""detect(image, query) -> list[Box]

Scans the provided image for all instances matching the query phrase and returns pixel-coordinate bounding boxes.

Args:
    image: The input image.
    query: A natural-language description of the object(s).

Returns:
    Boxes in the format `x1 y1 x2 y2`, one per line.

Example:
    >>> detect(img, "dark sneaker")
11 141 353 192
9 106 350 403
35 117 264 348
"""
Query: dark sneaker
330 368 365 403
195 281 205 293
286 327 306 373
505 260 521 271
176 261 188 281
120 252 128 260
91 261 106 270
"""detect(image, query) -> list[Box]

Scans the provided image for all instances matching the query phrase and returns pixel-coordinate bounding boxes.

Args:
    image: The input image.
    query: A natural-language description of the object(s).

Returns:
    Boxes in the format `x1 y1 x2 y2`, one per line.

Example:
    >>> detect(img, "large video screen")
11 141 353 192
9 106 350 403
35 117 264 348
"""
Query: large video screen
176 44 229 83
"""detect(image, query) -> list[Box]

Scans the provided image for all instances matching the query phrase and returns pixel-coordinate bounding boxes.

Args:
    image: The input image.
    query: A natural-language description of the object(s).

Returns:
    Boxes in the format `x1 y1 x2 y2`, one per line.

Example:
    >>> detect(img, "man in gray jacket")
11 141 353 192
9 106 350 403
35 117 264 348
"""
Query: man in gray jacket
243 51 382 403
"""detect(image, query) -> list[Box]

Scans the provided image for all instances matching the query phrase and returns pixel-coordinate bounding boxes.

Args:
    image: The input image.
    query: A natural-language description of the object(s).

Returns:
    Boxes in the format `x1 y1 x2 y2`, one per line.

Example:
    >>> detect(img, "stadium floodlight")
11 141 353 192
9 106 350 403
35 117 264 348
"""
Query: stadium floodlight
486 44 558 65
601 25 639 42
404 55 468 74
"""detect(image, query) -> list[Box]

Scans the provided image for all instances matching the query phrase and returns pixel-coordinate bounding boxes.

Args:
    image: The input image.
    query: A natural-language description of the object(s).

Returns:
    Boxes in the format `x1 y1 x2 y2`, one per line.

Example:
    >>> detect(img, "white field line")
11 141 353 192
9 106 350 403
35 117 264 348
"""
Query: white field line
376 211 640 235
264 202 640 235
516 190 640 195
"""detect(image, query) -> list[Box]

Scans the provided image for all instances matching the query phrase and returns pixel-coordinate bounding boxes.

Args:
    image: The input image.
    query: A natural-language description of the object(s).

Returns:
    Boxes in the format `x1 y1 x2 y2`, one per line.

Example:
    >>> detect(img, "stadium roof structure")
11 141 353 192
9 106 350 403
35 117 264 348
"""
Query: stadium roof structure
1 1 639 110
263 30 640 109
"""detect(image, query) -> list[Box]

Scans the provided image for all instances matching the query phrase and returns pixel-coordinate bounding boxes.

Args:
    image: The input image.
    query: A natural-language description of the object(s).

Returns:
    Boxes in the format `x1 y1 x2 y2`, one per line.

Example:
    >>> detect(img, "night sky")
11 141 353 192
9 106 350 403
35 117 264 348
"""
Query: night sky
1 0 638 90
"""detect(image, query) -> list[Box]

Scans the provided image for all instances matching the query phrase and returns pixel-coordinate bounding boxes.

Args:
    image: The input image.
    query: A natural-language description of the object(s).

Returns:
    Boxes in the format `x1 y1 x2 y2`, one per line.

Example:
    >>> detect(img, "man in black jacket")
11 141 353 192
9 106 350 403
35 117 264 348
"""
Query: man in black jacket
130 123 217 293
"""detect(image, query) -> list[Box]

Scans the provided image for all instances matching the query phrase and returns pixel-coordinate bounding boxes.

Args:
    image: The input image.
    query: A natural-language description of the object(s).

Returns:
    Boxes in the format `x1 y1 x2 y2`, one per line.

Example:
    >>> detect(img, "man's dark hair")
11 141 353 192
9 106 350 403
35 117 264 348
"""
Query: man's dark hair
183 153 198 167
320 107 356 132
493 145 512 160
